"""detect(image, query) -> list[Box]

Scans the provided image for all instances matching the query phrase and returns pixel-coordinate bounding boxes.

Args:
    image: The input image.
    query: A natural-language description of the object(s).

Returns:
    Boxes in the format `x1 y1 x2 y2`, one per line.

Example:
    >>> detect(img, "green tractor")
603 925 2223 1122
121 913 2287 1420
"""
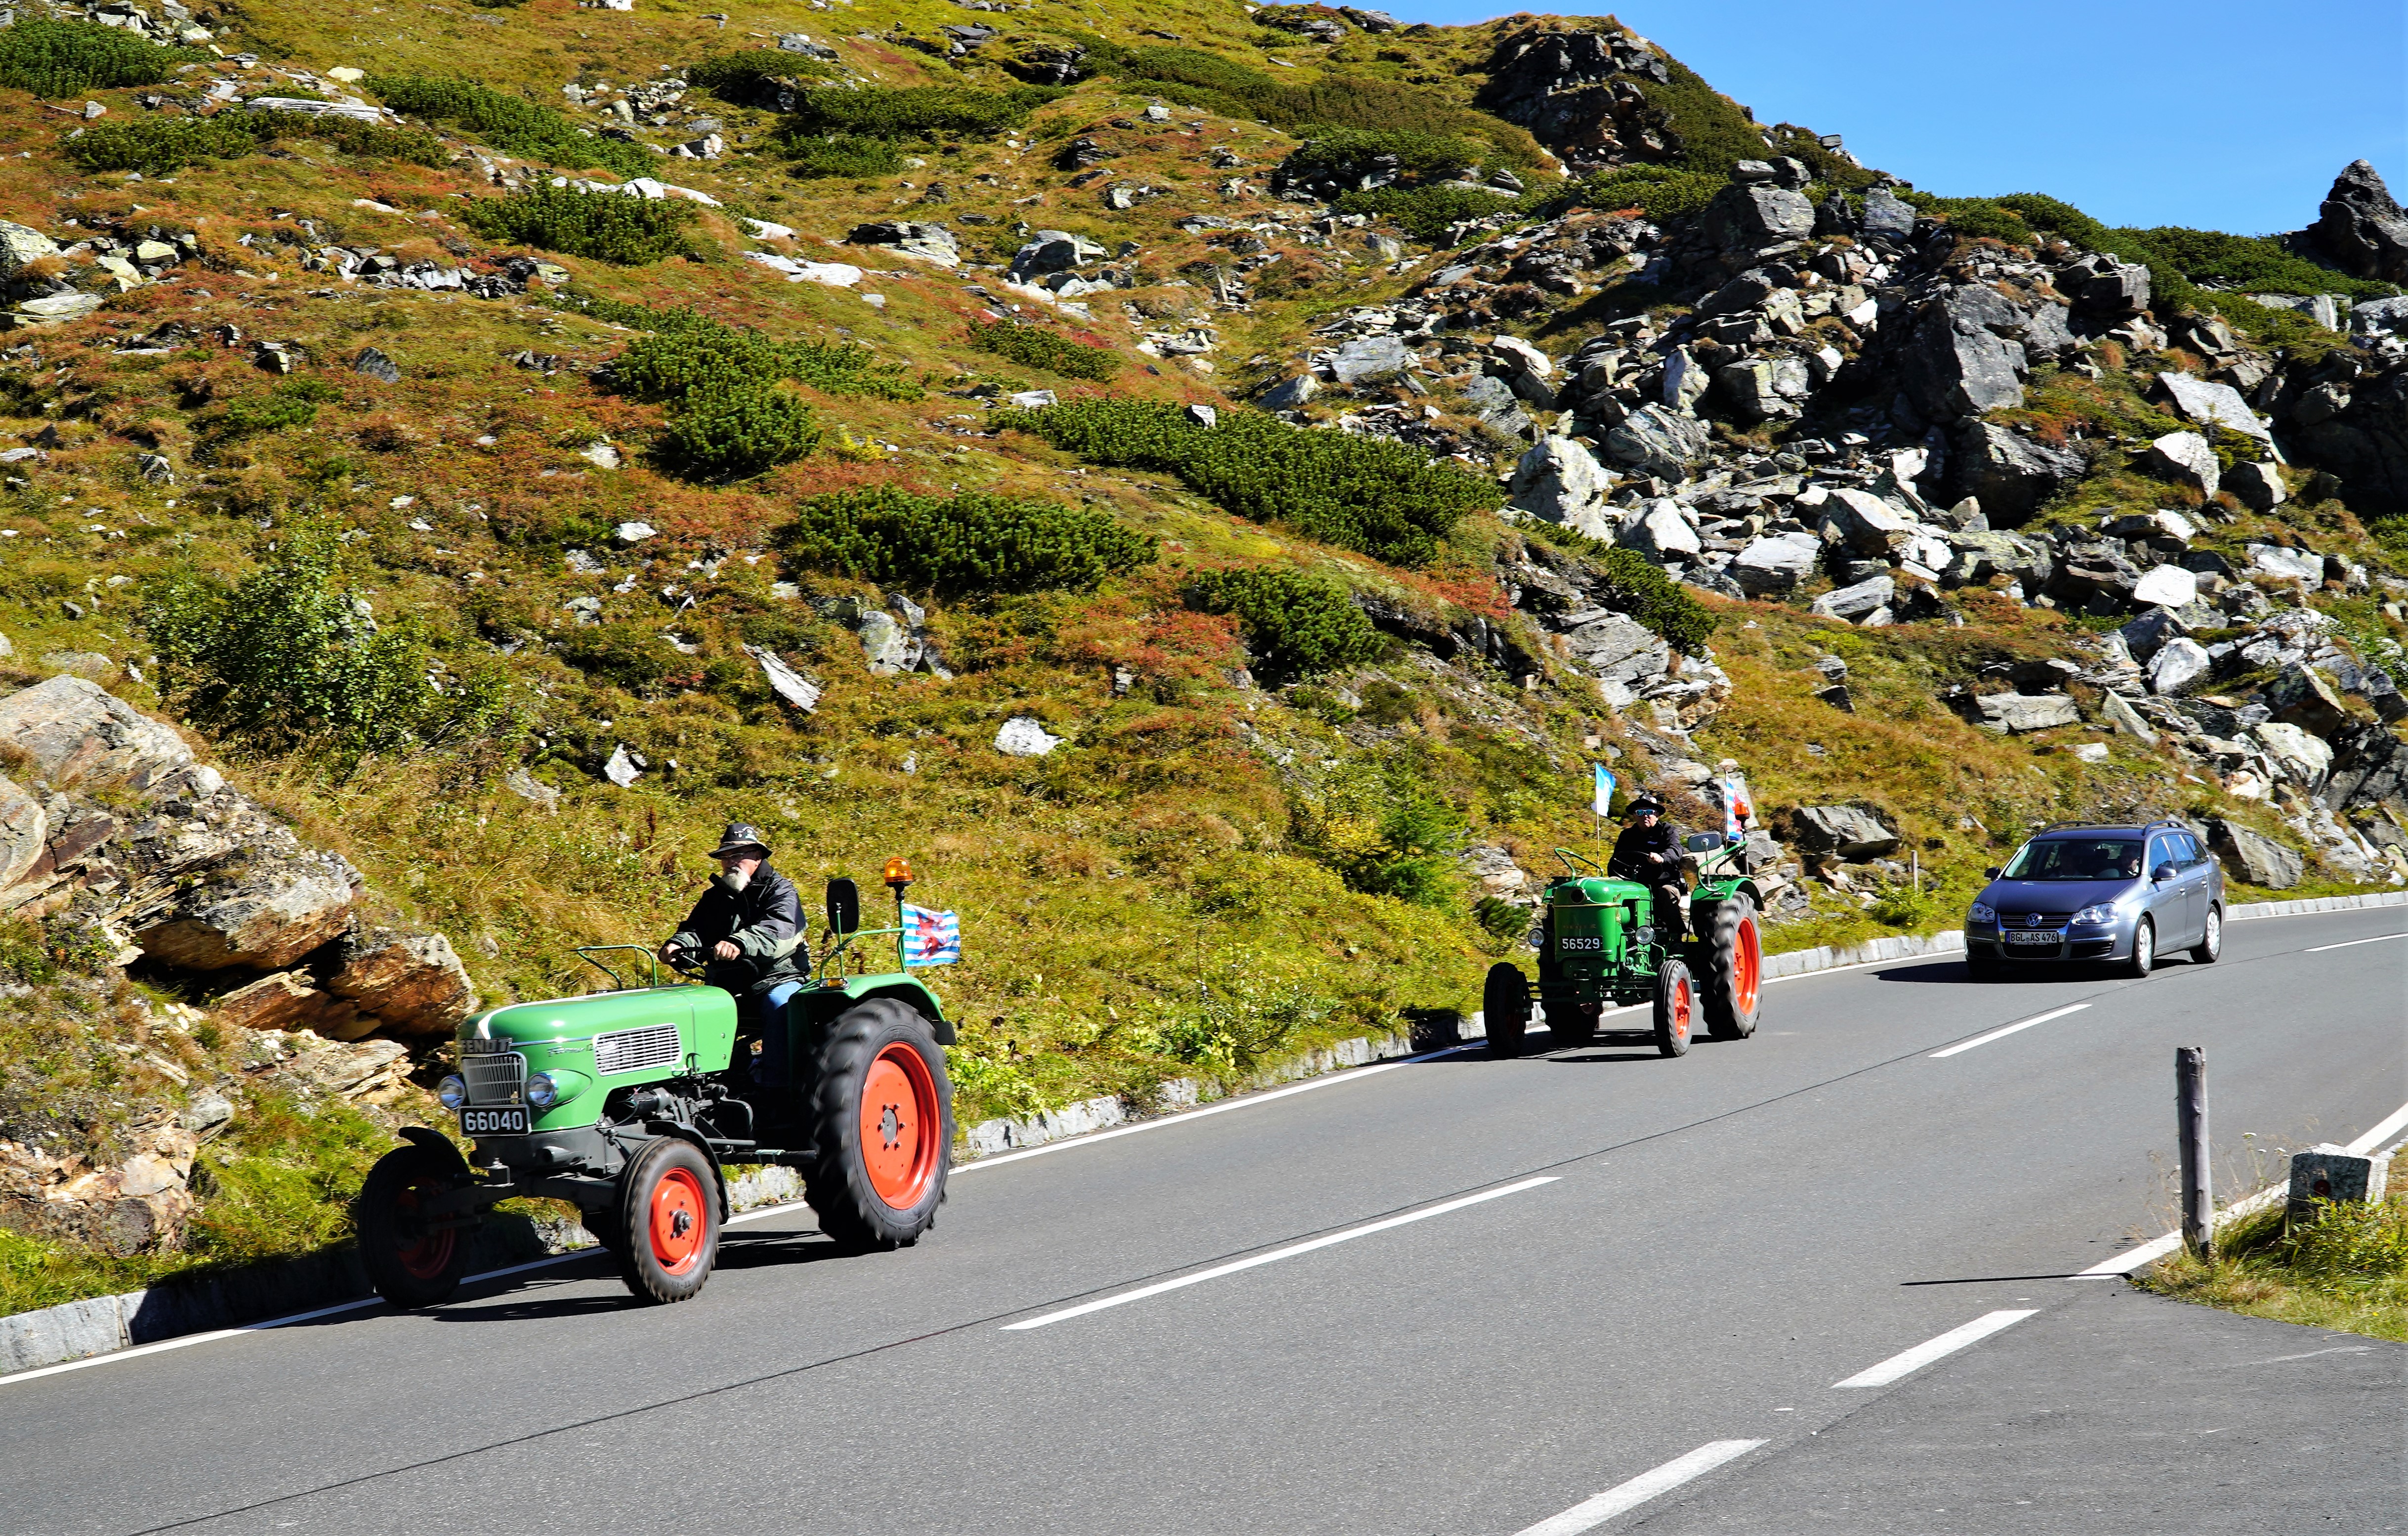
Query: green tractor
356 868 955 1308
1483 834 1767 1058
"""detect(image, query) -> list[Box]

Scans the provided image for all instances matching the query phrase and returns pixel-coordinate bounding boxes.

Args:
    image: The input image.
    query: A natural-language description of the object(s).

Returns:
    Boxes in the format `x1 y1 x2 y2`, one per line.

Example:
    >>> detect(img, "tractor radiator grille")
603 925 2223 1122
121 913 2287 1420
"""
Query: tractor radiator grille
594 1023 683 1077
462 1052 525 1107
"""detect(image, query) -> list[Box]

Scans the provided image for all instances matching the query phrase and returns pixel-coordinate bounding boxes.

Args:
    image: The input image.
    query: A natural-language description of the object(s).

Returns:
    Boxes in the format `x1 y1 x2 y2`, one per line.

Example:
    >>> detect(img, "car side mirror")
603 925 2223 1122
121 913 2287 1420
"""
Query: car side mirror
1984 867 2000 880
825 877 860 936
2152 862 2178 883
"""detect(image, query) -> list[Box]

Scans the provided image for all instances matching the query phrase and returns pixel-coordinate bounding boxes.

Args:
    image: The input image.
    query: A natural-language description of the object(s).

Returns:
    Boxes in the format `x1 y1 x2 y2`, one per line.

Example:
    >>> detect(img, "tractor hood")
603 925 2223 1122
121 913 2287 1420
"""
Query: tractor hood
461 985 740 1085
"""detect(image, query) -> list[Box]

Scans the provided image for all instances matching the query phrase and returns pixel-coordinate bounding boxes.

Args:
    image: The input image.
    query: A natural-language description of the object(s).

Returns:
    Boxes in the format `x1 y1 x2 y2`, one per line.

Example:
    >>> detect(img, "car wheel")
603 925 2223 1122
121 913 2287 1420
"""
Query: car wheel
2190 904 2222 965
2125 917 2155 979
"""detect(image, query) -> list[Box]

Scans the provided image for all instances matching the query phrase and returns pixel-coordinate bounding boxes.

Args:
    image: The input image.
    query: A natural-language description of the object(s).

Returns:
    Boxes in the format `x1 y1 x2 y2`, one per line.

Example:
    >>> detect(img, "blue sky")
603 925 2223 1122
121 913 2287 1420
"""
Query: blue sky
1380 0 2406 235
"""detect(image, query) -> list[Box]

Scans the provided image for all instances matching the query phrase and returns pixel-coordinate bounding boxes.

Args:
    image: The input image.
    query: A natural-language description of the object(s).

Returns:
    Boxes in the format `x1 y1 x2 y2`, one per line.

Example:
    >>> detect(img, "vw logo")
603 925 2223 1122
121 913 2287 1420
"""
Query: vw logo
2026 912 2044 928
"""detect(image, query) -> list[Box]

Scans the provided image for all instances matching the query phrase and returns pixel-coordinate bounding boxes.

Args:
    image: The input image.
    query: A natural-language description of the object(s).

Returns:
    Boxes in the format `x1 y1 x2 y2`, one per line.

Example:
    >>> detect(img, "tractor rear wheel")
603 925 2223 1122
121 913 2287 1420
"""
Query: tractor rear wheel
1483 962 1530 1059
806 999 952 1252
1702 897 1762 1041
1654 958 1696 1058
358 1144 472 1309
613 1137 720 1304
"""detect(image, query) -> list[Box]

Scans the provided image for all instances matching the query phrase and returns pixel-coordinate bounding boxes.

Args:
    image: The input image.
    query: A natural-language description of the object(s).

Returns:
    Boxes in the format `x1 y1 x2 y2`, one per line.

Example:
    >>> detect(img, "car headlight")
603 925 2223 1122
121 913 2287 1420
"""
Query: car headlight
526 1072 560 1110
437 1074 467 1110
2073 904 2118 926
1968 902 1995 924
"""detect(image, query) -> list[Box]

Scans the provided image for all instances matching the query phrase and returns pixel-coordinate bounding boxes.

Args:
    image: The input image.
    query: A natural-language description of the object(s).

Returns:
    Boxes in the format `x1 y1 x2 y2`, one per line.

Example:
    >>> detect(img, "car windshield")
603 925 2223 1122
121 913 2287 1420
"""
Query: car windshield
2001 838 2144 882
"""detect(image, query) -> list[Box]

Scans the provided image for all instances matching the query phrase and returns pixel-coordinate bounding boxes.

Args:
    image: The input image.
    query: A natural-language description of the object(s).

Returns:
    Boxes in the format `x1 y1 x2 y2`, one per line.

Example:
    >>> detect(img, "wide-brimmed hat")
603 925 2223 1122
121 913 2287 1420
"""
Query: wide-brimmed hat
707 822 771 859
1626 795 1664 816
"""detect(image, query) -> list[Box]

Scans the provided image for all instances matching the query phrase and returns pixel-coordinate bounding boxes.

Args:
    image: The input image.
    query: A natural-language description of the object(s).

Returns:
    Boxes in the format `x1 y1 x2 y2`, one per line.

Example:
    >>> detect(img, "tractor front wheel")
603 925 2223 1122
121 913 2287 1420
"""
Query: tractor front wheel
1702 897 1762 1041
1654 958 1696 1058
613 1136 721 1304
806 999 953 1252
1483 962 1530 1059
358 1144 472 1309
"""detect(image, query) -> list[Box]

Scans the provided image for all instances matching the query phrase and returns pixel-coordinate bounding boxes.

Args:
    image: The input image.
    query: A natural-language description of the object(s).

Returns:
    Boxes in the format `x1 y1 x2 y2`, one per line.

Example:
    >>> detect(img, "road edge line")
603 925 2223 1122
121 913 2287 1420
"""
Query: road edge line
1511 1439 1768 1536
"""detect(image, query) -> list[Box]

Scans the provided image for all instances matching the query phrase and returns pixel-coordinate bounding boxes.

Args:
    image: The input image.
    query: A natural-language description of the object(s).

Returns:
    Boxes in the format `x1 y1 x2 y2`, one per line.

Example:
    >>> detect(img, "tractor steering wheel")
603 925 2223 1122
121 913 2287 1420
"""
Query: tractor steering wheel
661 943 709 980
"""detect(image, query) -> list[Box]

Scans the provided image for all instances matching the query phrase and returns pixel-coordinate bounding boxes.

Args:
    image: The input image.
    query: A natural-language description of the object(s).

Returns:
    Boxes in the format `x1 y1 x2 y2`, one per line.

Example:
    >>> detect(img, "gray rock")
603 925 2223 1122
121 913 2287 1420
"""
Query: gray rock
1788 804 1899 859
1902 306 2026 418
603 744 643 787
2157 371 2271 447
1819 487 1915 557
2118 606 2190 663
848 220 960 267
1730 532 1821 595
2141 431 2219 498
1258 373 1320 411
2310 159 2408 284
1007 228 1103 279
1618 498 1701 562
1859 187 1915 239
2101 689 2159 745
2148 636 2212 695
136 846 359 971
0 772 42 890
2226 460 2285 511
1329 334 1408 385
858 610 918 675
0 218 60 272
0 675 192 796
994 716 1062 757
1810 574 1895 622
2075 260 2151 318
1661 346 1711 414
1975 691 2080 733
1508 436 1615 540
1558 612 1668 684
351 347 401 384
744 644 821 712
2207 818 2303 889
581 441 623 471
2247 543 2325 585
1714 358 1798 422
135 452 172 485
2130 565 2199 609
1603 403 1710 480
8 293 100 327
1703 183 1814 249
613 520 655 544
2349 294 2408 338
326 927 478 1036
503 767 560 811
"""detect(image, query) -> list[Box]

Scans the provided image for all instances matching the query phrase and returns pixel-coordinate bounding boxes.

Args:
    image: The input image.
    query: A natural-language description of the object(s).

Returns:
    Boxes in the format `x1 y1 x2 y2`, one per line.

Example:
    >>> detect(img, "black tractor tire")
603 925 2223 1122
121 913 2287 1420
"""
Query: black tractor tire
1701 896 1763 1041
1482 962 1530 1060
2125 916 2157 979
2191 904 2222 965
805 998 953 1253
1653 957 1696 1058
613 1136 721 1304
358 1144 472 1309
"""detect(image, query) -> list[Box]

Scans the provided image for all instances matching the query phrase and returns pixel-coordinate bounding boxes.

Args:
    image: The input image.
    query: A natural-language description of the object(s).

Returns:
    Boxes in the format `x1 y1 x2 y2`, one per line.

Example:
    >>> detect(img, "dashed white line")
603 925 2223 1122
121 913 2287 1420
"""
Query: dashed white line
1511 1440 1768 1536
1927 1004 2090 1059
1831 1309 2037 1388
2306 931 2408 952
1000 1176 1559 1331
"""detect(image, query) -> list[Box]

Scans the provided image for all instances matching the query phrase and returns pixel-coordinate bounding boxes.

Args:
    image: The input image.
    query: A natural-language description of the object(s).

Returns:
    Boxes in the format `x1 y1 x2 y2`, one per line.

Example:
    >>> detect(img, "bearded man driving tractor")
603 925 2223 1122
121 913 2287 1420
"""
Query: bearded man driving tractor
660 823 810 1092
1610 794 1688 917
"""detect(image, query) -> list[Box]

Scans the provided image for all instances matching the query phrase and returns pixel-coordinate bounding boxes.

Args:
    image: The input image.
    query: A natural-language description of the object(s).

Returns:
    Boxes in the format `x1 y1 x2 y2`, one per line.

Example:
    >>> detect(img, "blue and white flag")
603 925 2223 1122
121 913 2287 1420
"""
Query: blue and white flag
902 905 961 968
1592 764 1616 817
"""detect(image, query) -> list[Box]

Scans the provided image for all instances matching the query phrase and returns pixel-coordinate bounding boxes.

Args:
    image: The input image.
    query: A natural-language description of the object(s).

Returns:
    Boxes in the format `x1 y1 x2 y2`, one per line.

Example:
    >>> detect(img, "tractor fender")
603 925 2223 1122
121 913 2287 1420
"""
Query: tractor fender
849 979 956 1045
1686 880 1765 937
397 1125 474 1181
642 1120 734 1222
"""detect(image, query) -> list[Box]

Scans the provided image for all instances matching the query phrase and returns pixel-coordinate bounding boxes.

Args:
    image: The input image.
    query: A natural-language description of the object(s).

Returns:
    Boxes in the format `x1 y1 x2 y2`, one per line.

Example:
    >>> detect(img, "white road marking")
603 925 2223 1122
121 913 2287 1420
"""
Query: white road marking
1000 1176 1559 1331
1927 1004 2090 1058
1831 1309 2037 1388
1511 1440 1767 1536
2073 1097 2408 1278
2253 1346 2374 1364
953 1042 1482 1174
2306 931 2407 952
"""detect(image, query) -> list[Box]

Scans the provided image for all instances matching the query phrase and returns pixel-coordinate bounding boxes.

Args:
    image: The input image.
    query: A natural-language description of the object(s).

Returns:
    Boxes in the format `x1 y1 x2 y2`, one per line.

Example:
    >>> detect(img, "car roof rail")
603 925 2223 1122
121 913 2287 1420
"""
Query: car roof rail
2030 818 2187 837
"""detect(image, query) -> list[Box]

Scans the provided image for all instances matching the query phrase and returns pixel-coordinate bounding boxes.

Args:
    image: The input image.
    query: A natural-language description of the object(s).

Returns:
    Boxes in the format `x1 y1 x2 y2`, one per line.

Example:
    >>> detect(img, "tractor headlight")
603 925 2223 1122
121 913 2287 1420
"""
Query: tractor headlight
2073 904 2118 927
525 1072 560 1110
437 1074 467 1110
1968 902 1996 925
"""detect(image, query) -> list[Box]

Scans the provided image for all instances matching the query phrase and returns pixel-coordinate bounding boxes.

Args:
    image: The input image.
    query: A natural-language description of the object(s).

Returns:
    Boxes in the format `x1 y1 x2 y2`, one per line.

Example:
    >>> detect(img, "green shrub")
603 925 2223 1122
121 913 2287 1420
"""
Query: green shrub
143 522 511 770
780 486 1156 597
784 132 905 179
366 73 652 176
1578 163 1729 223
1283 126 1481 186
0 18 196 98
62 110 448 174
787 83 1062 140
1002 399 1497 568
1896 191 2032 246
966 320 1119 381
689 49 835 106
200 377 340 453
658 379 822 480
2124 224 2395 300
612 317 921 403
1293 752 1463 905
459 185 698 265
1187 566 1381 676
1335 183 1529 243
554 620 681 691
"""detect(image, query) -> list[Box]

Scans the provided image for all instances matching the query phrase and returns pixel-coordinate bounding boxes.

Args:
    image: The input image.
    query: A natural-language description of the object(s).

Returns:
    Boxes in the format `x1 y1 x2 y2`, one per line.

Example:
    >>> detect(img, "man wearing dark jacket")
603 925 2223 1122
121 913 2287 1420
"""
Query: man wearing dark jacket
1609 795 1687 922
662 823 809 1091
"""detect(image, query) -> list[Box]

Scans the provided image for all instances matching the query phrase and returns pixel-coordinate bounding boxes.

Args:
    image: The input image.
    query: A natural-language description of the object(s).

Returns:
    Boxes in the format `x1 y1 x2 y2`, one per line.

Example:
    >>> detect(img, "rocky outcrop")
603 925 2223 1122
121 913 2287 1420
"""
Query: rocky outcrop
2208 818 2305 889
2310 160 2408 284
1786 805 1900 860
1476 25 1671 165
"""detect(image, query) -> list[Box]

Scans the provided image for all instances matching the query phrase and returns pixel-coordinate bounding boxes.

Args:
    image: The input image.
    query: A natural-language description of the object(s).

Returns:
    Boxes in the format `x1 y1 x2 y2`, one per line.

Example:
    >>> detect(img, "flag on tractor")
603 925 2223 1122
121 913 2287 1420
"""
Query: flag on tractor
902 904 961 967
1593 764 1616 817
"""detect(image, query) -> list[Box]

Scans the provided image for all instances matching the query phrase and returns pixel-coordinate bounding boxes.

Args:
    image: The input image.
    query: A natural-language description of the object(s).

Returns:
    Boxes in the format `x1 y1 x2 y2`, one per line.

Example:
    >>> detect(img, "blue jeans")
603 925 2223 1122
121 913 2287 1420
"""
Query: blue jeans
755 981 805 1089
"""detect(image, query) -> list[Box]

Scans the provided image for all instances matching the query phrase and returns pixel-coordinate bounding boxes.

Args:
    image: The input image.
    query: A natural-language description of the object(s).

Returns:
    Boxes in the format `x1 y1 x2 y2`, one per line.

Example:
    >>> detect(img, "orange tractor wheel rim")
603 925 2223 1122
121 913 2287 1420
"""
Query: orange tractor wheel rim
649 1167 709 1275
860 1043 941 1210
1735 918 1761 1012
1672 977 1693 1043
393 1182 457 1281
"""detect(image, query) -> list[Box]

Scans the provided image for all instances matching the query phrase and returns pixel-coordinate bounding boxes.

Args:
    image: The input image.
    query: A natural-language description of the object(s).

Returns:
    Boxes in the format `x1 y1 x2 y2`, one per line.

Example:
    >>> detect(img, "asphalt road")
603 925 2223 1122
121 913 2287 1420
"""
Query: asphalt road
2 907 2403 1536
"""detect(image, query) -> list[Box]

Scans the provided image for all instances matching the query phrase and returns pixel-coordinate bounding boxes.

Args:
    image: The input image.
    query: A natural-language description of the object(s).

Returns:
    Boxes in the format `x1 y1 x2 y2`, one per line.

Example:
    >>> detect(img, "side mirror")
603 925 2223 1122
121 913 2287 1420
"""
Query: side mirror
1984 867 2000 880
825 877 860 936
1683 832 1725 852
2152 862 2178 883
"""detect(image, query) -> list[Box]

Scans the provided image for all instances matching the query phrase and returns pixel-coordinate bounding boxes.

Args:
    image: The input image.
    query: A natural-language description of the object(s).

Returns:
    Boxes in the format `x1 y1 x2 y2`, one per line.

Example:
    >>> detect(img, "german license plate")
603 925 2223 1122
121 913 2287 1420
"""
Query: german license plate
2005 930 2063 946
459 1106 529 1135
1559 936 1602 952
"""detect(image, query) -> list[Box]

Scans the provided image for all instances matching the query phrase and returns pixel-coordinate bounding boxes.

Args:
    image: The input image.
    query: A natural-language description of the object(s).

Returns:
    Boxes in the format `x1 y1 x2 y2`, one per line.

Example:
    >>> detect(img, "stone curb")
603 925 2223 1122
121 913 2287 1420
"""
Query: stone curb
2226 889 2408 919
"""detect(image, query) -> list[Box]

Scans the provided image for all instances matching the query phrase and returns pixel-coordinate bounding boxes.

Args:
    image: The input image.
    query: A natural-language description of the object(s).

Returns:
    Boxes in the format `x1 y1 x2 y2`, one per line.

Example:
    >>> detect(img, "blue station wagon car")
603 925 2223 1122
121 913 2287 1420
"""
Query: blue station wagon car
1965 820 2225 979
